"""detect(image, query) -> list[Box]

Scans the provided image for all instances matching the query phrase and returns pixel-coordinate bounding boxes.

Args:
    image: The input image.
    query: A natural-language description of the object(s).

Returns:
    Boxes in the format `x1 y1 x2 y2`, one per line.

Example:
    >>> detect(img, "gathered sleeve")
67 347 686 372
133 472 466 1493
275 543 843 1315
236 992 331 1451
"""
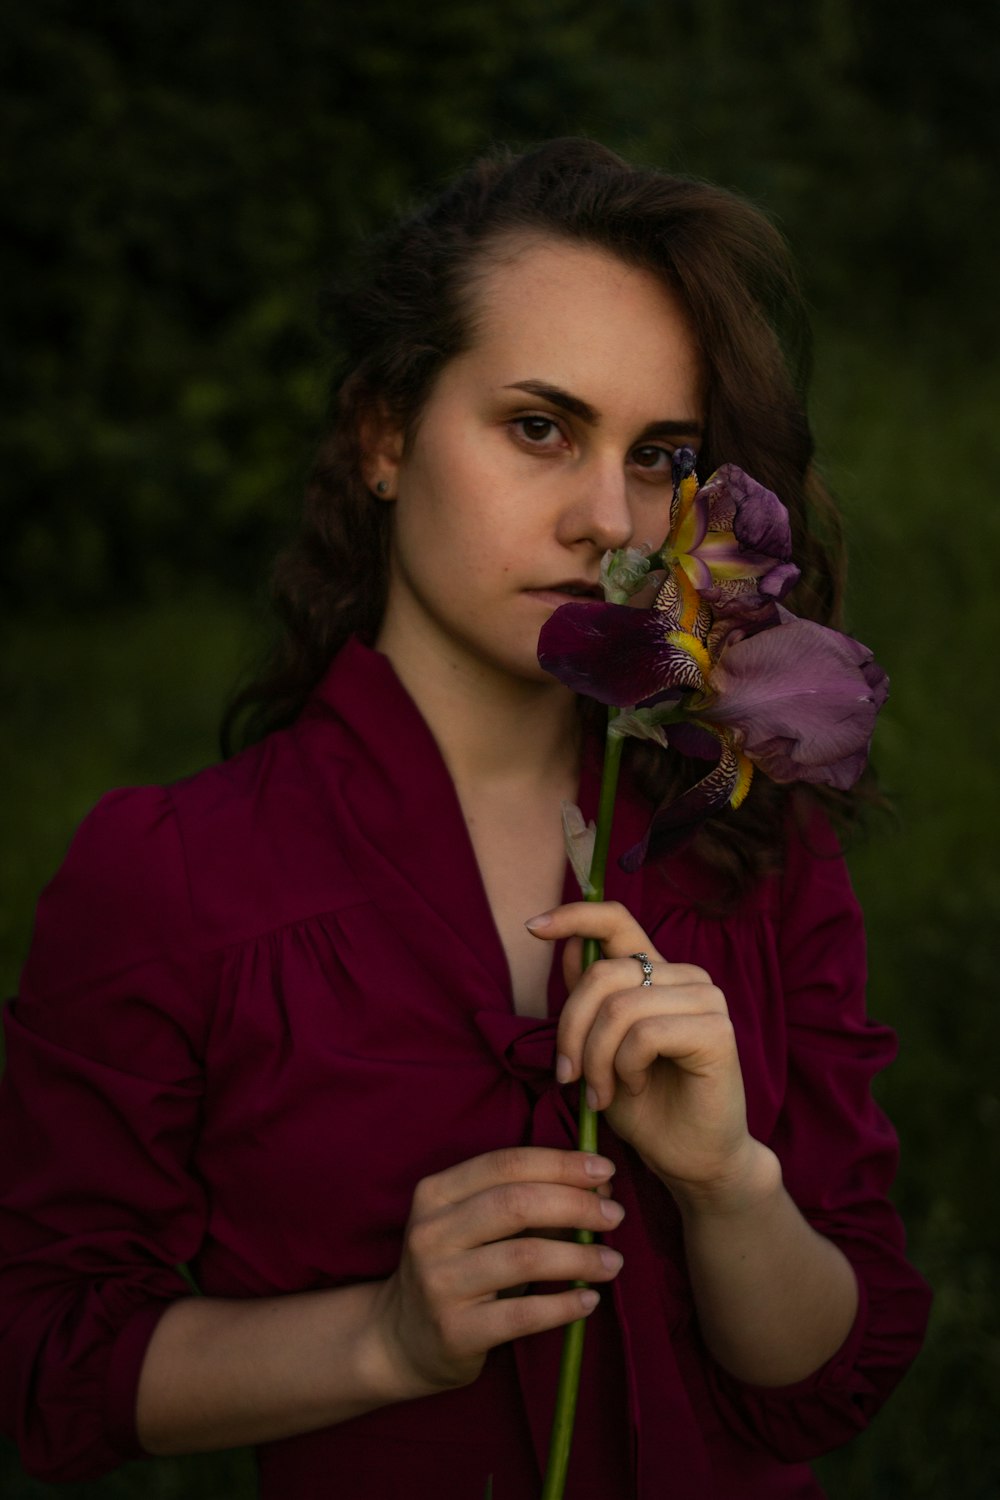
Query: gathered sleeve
701 810 932 1461
0 787 216 1483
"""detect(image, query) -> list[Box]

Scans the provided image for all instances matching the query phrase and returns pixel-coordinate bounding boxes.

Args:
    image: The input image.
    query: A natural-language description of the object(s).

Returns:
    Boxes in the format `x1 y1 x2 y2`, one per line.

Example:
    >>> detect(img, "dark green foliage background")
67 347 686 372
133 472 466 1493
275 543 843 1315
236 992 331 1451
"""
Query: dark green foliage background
2 2 997 1495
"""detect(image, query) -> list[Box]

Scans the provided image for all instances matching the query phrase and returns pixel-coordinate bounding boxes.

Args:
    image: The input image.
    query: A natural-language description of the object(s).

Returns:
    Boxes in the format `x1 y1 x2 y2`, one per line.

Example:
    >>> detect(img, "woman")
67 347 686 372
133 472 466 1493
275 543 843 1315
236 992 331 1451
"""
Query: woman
0 140 930 1498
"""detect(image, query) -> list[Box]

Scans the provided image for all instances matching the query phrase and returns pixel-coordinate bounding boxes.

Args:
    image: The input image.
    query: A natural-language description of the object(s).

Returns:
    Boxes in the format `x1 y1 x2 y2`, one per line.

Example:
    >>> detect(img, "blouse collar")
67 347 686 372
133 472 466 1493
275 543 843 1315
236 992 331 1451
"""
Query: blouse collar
307 637 652 1010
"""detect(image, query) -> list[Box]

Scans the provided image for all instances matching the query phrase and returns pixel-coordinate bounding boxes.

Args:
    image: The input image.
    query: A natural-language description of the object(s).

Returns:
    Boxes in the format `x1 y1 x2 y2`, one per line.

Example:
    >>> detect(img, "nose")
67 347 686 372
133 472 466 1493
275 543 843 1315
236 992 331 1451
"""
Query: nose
556 454 634 554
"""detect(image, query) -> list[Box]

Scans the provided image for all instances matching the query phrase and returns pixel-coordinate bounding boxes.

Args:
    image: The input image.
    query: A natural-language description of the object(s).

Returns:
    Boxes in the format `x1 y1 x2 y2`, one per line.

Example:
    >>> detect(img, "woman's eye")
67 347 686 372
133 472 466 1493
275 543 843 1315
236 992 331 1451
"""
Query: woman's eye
513 416 562 444
631 444 673 473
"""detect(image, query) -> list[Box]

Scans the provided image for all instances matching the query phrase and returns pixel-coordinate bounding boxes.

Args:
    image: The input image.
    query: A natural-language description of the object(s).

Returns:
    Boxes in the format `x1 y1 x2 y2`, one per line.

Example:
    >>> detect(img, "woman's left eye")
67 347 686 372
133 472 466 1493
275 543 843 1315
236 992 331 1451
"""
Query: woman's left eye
514 416 562 444
630 444 673 473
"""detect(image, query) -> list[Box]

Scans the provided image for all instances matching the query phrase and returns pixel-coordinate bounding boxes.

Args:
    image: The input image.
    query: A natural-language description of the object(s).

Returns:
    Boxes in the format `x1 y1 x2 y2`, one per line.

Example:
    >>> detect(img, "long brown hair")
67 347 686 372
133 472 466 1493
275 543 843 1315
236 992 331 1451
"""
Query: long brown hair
223 138 863 903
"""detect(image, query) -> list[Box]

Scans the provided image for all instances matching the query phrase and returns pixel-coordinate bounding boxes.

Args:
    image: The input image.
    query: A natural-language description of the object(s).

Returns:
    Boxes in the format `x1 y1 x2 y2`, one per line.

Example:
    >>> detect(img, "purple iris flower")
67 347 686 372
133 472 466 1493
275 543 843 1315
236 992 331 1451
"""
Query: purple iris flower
538 454 887 868
649 450 801 627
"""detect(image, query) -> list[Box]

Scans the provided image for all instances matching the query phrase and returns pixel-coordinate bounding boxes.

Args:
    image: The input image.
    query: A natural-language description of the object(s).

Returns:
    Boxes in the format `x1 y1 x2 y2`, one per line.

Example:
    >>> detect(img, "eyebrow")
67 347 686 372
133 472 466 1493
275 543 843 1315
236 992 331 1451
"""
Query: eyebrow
503 380 702 443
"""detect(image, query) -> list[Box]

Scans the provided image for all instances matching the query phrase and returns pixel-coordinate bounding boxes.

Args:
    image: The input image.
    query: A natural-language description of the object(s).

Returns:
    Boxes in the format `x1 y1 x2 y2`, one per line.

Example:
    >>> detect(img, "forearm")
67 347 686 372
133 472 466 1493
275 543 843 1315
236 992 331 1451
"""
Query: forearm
136 1280 413 1455
669 1144 860 1387
137 1147 626 1456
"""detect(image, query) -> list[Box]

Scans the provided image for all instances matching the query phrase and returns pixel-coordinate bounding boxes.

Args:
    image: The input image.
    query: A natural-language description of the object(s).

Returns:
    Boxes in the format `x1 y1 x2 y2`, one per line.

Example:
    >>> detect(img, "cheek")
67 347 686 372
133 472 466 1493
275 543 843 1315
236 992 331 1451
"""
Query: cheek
395 427 536 577
391 495 480 605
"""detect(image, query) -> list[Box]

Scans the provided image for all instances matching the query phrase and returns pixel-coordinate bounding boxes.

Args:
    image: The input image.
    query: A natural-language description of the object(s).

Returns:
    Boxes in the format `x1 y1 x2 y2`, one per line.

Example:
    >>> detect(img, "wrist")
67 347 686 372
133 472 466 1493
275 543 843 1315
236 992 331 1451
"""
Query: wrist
661 1140 782 1220
311 1280 423 1415
356 1279 441 1407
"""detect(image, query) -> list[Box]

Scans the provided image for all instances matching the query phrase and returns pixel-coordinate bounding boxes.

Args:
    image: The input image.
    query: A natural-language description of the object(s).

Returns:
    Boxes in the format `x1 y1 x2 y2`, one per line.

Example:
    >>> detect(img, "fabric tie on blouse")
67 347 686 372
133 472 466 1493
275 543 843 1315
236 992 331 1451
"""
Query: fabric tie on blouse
474 1008 716 1498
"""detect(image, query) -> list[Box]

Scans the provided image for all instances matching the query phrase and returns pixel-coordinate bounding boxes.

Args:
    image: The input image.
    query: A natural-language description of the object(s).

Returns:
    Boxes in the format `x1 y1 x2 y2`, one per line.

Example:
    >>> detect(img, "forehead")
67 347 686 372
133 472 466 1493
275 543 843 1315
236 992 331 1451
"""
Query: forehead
458 235 703 410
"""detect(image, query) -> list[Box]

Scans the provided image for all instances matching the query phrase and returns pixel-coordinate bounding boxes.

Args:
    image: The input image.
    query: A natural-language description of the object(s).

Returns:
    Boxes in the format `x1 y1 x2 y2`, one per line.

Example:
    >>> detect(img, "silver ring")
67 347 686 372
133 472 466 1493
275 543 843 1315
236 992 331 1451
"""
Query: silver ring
630 951 653 986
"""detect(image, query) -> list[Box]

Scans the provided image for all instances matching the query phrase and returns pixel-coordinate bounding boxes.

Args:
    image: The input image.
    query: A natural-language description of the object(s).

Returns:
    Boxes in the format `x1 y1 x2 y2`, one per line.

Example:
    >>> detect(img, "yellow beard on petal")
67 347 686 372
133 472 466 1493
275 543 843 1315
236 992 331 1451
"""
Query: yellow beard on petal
665 630 713 685
673 564 703 633
730 752 754 809
672 472 699 532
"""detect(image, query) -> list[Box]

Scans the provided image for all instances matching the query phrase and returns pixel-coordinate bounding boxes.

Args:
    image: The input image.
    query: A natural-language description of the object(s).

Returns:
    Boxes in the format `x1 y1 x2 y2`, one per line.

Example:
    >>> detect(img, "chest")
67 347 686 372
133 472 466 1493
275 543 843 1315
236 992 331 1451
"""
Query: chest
196 873 788 1294
463 799 572 1018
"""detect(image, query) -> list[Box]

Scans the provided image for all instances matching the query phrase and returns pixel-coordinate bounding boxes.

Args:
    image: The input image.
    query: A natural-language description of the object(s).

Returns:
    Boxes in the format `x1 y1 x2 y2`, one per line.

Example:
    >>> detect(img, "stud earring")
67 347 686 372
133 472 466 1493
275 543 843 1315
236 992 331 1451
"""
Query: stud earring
375 480 389 496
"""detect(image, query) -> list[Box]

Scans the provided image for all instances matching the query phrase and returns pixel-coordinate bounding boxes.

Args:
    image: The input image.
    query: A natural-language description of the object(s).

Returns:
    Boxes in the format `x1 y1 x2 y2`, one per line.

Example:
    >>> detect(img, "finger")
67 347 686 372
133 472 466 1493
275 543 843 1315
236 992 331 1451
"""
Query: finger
526 900 664 963
412 1146 615 1217
612 1011 739 1098
556 958 721 1085
578 983 730 1108
435 1236 624 1302
562 932 585 991
467 1285 603 1353
424 1180 626 1255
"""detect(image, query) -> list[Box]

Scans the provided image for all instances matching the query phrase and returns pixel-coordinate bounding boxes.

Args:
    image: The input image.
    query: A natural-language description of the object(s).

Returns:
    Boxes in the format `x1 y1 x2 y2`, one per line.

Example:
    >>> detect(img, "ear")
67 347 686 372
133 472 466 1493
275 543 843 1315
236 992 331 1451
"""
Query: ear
359 399 405 501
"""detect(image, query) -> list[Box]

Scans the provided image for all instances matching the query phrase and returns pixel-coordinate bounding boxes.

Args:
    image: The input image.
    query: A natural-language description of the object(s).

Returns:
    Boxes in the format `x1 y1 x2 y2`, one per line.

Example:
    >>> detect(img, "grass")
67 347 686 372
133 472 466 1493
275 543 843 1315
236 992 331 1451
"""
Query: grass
810 330 1000 1498
0 590 259 1003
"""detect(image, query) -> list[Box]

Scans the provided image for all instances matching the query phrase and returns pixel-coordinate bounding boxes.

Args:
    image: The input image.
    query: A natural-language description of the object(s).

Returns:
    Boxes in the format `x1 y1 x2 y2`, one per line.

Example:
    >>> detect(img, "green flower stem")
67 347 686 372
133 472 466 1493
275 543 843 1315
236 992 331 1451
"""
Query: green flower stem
540 712 624 1500
175 1261 202 1296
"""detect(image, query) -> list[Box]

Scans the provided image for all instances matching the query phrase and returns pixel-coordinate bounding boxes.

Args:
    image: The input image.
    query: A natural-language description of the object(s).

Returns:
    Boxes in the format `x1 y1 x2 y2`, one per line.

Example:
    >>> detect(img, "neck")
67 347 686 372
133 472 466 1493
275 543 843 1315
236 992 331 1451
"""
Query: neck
375 627 580 795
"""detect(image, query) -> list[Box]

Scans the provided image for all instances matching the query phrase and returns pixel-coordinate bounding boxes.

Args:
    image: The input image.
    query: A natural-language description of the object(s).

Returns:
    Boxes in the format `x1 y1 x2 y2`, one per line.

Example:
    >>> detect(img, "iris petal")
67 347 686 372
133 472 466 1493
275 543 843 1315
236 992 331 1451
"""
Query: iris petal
691 532 751 572
620 738 743 870
673 489 709 554
702 465 794 559
677 551 714 592
665 721 723 760
694 465 801 611
670 469 701 536
538 603 704 707
697 607 888 786
653 568 712 640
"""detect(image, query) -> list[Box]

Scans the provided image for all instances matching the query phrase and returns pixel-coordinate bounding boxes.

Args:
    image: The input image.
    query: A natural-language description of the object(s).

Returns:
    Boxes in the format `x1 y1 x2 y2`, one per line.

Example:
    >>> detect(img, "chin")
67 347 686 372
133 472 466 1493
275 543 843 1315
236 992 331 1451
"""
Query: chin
471 638 563 688
513 651 571 691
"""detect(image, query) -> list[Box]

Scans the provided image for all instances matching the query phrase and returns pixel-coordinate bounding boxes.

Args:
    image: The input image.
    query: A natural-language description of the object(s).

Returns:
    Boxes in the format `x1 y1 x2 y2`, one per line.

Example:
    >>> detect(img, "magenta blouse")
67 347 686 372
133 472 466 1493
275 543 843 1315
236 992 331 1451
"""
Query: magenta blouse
0 638 930 1498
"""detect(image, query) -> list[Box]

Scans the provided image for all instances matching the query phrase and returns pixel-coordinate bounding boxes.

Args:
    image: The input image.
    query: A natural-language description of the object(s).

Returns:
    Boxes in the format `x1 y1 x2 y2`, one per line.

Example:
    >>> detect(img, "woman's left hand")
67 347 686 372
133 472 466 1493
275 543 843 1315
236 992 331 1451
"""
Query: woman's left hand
527 900 761 1204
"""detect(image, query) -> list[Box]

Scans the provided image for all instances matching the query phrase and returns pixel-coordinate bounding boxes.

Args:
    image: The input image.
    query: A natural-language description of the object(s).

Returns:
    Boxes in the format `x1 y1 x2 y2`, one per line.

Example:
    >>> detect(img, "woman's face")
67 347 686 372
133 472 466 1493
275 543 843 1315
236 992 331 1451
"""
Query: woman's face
374 236 704 689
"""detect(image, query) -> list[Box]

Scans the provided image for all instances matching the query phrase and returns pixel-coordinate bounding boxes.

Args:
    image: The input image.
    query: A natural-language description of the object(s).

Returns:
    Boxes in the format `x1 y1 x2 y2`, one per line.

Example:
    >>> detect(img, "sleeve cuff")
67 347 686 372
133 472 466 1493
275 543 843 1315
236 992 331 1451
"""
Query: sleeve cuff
736 1270 869 1401
103 1298 176 1459
705 1274 885 1462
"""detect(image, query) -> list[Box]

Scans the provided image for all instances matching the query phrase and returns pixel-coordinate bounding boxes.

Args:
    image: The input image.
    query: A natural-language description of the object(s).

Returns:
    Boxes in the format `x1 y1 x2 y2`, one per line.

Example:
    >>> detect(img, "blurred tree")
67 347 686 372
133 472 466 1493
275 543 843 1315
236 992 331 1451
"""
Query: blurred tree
2 0 996 610
0 0 615 607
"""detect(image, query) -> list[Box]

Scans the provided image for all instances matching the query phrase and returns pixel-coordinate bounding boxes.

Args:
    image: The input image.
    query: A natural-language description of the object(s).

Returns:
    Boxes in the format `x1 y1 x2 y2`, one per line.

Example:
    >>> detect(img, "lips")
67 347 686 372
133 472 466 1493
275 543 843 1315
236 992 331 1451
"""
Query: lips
537 580 603 599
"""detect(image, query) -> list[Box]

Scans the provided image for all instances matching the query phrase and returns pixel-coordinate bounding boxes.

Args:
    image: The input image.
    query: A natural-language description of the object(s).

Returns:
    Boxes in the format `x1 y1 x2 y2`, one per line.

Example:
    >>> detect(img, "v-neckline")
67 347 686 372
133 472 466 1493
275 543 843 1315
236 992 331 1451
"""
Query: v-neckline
311 638 645 1019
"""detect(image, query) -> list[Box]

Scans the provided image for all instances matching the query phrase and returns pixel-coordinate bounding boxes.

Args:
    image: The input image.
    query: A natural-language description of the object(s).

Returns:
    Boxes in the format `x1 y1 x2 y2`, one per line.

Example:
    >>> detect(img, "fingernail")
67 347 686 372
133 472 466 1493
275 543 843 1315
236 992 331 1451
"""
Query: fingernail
524 913 553 931
599 1248 624 1272
599 1198 625 1224
555 1053 573 1084
579 1289 600 1312
583 1154 614 1179
585 1084 599 1111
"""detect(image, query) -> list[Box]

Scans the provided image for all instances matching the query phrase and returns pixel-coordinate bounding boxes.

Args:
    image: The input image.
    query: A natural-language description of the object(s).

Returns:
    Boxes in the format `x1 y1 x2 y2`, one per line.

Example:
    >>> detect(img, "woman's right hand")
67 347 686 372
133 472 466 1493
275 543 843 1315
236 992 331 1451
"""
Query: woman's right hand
367 1146 625 1398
